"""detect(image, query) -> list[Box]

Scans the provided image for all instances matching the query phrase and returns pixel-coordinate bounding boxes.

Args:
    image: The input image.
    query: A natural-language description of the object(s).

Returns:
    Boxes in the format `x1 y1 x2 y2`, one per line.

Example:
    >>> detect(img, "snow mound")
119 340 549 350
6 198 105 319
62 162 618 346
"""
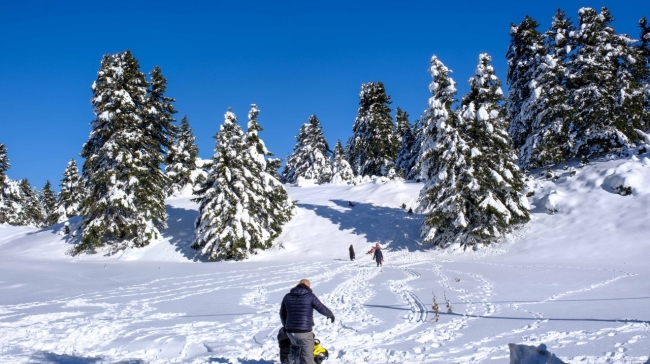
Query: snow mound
296 177 318 187
543 190 562 212
602 160 650 195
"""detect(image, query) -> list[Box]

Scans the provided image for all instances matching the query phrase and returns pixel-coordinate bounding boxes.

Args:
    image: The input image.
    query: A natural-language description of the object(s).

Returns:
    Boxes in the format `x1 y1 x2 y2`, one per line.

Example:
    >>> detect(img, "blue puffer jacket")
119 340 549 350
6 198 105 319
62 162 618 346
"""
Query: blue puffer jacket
280 283 333 333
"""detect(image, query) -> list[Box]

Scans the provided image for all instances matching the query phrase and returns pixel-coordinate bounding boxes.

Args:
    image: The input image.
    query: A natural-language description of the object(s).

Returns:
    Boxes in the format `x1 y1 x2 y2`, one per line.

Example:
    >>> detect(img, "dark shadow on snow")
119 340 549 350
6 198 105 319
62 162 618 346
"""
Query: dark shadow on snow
298 199 425 252
207 359 274 364
179 313 258 318
207 358 229 363
30 351 145 364
364 303 650 324
25 216 82 245
163 205 204 262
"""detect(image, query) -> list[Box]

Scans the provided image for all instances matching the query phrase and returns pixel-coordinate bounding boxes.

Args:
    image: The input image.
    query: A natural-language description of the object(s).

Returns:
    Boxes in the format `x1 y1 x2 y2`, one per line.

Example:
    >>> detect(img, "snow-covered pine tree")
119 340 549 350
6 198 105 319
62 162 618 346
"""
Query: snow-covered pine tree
40 180 59 227
194 109 285 260
548 8 575 64
165 115 199 196
56 159 85 222
140 65 177 222
244 104 295 241
330 140 354 183
419 55 458 182
244 104 283 179
281 115 332 184
406 117 424 181
568 7 645 156
394 108 417 178
514 11 574 169
0 144 8 182
0 144 19 224
265 157 282 179
613 24 647 142
17 179 43 227
507 15 544 150
638 17 650 125
418 55 472 246
77 50 162 254
346 82 398 176
423 54 529 248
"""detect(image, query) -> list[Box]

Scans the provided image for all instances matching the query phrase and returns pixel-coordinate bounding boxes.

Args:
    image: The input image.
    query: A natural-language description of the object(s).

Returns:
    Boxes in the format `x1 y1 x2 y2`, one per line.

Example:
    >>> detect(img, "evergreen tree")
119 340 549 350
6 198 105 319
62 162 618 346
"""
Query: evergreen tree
0 144 8 182
421 54 529 248
281 115 332 184
165 115 199 196
419 104 469 245
419 55 458 182
17 179 43 227
636 16 650 129
0 179 21 225
242 105 283 181
506 15 544 150
194 109 292 260
346 82 398 176
40 180 59 226
77 50 162 254
146 66 178 155
394 108 417 178
513 11 573 169
140 65 177 225
406 117 424 181
330 140 354 183
265 157 282 180
0 144 19 224
568 7 645 156
244 104 295 242
418 55 471 246
245 104 283 179
56 159 85 222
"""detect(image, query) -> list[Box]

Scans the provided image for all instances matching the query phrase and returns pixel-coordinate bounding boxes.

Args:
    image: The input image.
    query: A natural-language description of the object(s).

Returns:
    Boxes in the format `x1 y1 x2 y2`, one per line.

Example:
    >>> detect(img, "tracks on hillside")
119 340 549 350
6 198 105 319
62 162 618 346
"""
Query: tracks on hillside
0 253 647 363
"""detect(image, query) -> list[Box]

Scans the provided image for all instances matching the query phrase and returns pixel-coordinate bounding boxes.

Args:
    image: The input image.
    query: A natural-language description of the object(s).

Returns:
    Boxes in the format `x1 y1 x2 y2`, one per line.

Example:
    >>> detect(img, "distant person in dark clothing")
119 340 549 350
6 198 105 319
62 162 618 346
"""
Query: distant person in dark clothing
373 243 384 268
407 207 413 215
280 279 335 364
401 203 406 209
348 201 355 207
349 244 355 261
277 327 291 364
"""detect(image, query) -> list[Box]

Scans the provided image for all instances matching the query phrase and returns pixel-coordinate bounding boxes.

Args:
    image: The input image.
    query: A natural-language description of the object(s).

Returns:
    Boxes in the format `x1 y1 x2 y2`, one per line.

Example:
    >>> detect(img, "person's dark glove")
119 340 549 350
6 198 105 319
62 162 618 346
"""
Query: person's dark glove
329 315 335 323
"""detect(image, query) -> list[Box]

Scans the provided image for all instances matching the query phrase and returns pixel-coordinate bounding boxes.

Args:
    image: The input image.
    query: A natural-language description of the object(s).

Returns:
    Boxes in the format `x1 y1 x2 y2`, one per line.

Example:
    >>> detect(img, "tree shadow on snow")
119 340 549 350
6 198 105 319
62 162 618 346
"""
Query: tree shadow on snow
163 205 204 261
297 200 424 252
30 351 145 364
363 303 650 324
25 216 83 245
207 359 274 364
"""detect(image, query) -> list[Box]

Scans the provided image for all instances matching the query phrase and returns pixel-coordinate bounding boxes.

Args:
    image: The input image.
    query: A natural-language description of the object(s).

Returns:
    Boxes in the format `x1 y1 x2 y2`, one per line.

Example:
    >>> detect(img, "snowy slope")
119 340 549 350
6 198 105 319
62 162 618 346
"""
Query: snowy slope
0 157 650 363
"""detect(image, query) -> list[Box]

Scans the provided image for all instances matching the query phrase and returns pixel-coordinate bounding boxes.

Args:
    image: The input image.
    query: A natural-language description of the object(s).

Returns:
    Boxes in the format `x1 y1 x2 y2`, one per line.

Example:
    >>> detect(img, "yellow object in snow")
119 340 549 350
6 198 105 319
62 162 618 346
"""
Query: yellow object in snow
314 338 329 363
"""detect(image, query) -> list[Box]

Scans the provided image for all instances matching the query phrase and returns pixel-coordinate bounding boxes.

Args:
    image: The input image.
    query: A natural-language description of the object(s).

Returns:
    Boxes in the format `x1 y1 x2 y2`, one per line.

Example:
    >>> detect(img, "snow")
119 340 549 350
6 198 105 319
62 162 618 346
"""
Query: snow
1 156 650 363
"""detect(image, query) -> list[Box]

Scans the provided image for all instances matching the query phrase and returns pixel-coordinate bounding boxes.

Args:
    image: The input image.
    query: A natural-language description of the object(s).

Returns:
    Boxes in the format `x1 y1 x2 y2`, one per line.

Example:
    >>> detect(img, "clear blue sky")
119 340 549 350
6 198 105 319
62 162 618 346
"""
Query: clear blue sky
1 1 647 190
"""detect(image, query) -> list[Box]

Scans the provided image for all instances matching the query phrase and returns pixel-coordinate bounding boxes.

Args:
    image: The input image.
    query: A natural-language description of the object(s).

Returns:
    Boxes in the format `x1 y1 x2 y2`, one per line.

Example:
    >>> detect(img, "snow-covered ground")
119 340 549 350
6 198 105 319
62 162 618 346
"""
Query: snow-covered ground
1 156 650 363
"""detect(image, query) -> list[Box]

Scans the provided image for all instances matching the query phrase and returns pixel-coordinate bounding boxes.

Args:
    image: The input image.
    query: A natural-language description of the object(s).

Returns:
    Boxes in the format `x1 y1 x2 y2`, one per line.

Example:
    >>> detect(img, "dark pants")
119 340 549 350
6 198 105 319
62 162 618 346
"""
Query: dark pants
278 329 291 364
287 331 315 364
349 251 355 260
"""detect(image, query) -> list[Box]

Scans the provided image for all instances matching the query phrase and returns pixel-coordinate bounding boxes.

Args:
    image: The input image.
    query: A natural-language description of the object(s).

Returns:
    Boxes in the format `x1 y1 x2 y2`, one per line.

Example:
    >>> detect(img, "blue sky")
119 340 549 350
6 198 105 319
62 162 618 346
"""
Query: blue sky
0 1 647 190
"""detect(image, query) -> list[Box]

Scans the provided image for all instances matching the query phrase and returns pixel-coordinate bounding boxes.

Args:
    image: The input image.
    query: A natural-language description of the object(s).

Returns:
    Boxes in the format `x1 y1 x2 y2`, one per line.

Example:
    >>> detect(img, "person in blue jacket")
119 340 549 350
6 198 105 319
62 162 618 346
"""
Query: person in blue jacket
280 279 335 364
